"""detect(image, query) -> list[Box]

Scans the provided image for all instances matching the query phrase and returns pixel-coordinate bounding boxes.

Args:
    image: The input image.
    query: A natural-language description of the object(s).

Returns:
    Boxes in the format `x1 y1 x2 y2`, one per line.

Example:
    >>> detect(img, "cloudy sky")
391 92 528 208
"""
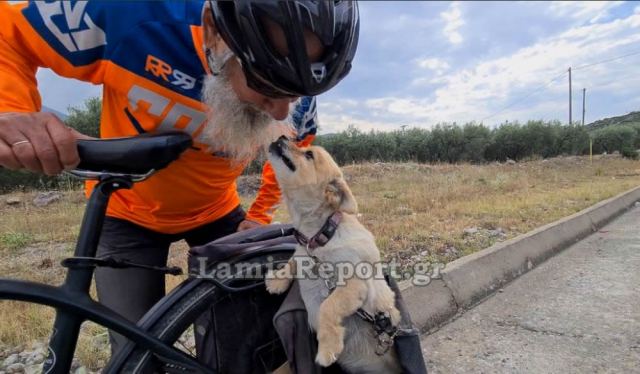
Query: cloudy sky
37 1 640 134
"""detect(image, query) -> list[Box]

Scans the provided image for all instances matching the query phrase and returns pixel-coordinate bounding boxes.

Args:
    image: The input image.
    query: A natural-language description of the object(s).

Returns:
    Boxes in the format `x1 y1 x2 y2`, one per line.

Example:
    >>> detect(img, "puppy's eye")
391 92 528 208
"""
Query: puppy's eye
304 151 314 160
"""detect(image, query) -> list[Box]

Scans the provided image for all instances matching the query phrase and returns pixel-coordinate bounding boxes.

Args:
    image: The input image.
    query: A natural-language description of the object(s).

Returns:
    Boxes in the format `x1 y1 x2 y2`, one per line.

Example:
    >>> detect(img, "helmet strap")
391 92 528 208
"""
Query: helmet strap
205 47 235 76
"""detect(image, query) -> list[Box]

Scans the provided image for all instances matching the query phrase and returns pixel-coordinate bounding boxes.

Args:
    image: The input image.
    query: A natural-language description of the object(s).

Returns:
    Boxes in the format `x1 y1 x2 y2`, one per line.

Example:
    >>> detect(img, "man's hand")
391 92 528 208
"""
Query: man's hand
237 219 262 232
0 112 91 175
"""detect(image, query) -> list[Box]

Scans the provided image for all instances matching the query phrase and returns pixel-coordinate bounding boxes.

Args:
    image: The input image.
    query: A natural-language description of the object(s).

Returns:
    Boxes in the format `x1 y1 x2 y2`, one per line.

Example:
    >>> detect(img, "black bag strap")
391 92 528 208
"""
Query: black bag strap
61 256 183 275
385 274 428 374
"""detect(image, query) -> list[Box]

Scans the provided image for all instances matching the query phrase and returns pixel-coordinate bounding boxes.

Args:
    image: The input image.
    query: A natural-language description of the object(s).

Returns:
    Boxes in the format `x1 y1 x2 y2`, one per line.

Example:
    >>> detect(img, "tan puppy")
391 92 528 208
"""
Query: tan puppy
265 137 401 373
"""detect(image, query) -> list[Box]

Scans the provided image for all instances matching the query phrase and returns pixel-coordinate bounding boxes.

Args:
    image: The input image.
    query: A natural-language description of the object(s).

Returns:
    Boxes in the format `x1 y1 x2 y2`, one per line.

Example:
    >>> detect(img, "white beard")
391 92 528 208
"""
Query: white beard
200 73 293 165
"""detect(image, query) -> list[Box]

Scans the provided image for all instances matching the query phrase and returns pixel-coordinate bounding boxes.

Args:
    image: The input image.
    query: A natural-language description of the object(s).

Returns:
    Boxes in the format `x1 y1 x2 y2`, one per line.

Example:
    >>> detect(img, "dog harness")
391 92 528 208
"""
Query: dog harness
293 211 399 355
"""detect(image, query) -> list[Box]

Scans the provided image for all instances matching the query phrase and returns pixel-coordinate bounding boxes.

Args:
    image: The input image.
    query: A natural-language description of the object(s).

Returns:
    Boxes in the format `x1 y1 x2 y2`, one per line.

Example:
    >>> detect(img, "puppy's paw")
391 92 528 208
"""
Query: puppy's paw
389 306 402 327
316 326 344 367
377 296 402 326
265 269 292 294
315 340 343 367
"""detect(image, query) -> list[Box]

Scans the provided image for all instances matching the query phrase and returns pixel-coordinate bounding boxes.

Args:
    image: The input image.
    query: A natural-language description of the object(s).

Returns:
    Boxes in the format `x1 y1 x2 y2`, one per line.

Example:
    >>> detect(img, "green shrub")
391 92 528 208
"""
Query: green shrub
66 96 101 137
0 231 33 250
591 126 636 155
310 120 596 168
0 169 80 193
621 147 639 160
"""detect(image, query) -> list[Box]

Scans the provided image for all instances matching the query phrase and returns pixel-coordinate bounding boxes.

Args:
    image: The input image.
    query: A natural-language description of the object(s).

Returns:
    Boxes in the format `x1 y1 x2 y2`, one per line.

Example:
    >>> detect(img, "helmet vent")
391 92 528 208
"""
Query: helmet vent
311 63 326 83
259 14 290 58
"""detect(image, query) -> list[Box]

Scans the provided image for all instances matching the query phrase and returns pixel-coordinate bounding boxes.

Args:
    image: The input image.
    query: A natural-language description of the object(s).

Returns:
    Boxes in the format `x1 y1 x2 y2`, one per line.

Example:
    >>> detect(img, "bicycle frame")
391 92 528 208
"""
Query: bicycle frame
0 176 213 374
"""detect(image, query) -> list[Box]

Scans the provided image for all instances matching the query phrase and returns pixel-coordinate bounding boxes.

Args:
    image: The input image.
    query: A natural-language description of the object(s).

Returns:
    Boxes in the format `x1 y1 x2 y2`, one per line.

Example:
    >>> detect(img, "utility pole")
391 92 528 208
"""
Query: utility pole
568 67 572 126
582 88 586 126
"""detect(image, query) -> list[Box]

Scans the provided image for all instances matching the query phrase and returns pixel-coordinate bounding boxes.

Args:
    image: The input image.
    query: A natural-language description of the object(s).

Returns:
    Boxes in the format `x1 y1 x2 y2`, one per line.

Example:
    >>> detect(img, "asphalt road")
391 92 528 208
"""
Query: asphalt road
421 203 640 374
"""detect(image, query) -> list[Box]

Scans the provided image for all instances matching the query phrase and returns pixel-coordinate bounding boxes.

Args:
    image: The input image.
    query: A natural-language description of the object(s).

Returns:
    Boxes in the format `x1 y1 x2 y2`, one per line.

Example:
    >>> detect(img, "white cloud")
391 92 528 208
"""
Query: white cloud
410 58 451 87
415 58 450 73
409 77 441 88
548 1 623 24
440 2 464 45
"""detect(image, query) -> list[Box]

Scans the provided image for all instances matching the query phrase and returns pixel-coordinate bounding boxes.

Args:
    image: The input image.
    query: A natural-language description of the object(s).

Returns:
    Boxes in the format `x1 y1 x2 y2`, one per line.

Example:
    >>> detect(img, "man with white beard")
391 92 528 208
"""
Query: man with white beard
0 0 359 356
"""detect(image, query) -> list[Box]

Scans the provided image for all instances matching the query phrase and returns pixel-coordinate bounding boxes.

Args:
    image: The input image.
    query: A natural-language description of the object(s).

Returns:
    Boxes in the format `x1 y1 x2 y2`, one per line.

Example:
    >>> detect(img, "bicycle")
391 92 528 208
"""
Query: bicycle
0 132 296 373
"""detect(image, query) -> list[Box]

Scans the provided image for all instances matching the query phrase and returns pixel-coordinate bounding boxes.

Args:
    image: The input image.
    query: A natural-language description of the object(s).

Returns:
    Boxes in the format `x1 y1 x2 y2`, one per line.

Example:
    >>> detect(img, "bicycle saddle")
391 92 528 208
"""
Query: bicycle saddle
76 132 193 175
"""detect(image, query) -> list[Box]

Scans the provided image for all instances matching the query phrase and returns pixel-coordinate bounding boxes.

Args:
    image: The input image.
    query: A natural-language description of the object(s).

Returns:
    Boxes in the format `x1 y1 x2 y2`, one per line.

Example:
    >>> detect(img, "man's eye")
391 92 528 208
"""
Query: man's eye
305 151 314 160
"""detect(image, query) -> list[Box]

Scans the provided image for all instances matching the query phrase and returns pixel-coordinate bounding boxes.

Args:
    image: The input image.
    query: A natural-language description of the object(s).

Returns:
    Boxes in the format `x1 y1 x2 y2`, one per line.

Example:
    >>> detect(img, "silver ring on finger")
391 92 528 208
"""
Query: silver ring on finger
11 140 31 147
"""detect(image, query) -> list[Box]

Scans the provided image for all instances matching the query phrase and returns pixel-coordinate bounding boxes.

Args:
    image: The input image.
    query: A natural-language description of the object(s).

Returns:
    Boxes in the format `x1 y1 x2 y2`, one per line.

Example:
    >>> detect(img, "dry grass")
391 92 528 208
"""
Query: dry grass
1 154 639 369
343 155 640 267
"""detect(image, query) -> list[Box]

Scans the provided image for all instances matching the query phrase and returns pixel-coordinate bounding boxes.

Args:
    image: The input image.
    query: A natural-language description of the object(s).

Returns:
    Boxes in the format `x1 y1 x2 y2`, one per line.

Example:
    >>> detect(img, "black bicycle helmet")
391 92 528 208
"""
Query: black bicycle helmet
208 0 360 98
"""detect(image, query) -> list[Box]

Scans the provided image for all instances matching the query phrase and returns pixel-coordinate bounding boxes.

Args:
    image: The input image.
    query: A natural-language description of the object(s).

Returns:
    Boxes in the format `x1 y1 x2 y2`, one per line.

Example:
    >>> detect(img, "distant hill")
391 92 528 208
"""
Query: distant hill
42 105 68 121
586 110 640 131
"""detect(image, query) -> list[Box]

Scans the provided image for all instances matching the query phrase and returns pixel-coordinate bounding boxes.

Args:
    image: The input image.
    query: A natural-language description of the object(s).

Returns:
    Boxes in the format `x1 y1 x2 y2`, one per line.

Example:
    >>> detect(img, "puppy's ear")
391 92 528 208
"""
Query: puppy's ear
325 178 358 214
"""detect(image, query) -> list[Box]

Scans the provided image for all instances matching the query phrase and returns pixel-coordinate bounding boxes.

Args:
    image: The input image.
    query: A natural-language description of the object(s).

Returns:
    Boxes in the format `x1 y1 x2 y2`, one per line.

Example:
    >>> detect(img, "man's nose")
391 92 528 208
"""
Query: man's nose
261 97 298 121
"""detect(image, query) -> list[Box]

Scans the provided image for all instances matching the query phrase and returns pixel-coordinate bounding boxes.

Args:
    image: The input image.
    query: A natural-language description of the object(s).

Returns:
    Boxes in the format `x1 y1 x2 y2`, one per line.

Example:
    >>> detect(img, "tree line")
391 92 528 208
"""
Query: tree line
315 121 640 165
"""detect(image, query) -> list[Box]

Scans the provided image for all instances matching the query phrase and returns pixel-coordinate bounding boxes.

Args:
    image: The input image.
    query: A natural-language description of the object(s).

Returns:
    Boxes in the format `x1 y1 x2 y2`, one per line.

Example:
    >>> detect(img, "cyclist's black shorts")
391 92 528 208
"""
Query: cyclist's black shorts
94 205 246 355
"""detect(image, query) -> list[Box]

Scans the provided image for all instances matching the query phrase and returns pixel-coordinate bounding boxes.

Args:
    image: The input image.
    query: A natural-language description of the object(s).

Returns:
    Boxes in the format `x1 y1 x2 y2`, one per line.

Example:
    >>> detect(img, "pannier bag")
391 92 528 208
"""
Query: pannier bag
188 224 428 374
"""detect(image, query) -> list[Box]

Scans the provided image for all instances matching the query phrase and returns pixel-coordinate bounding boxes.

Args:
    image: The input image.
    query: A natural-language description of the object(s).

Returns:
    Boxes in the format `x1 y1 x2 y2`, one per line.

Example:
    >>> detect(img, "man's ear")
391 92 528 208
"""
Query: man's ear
324 178 358 214
202 2 224 52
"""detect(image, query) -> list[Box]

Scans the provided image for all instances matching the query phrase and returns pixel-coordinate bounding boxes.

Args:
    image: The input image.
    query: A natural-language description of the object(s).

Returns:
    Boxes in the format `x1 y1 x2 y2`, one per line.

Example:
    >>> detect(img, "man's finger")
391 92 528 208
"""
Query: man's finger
0 139 22 170
0 123 42 172
237 219 262 232
20 123 63 176
45 117 81 170
69 127 95 141
9 135 43 173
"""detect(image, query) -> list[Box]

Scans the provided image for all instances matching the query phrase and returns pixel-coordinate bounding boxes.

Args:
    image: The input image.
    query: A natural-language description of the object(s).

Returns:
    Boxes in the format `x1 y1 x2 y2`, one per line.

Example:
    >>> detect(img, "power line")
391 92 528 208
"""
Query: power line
573 49 640 71
480 71 566 122
481 47 640 123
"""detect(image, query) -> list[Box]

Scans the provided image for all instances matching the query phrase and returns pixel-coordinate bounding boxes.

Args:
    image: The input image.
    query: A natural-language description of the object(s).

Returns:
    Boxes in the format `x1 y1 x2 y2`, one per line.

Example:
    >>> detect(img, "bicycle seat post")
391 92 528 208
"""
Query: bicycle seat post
63 176 133 293
45 176 132 373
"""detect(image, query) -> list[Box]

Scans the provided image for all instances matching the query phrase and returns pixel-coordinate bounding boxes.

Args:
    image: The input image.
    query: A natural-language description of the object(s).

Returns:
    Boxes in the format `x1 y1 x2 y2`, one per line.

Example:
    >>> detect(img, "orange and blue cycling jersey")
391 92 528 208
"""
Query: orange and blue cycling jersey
0 1 317 234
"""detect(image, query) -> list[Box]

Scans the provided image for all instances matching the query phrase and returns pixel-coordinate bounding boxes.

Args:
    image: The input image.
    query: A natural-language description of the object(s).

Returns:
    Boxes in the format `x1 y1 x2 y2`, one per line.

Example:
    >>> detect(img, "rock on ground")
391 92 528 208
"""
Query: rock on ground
32 191 62 207
5 197 21 206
